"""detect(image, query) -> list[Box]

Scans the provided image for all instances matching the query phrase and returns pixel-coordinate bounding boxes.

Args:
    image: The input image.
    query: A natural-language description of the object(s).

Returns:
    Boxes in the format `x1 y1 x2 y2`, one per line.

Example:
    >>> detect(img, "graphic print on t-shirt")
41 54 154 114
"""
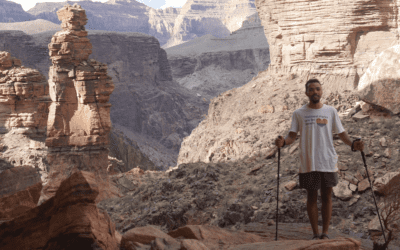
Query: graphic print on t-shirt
305 115 329 126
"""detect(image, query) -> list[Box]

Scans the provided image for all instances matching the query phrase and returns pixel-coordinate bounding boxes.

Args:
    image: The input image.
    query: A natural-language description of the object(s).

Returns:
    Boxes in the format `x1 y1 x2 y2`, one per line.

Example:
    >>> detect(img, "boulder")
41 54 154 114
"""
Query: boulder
121 225 181 249
40 4 120 205
0 171 119 250
373 172 400 195
332 180 352 201
118 224 362 250
230 238 361 250
357 44 400 115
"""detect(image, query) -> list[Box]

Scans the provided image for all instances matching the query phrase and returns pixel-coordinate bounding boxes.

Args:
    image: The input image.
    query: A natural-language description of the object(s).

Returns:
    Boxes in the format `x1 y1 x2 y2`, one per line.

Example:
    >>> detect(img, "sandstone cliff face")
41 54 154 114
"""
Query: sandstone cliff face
162 0 257 48
40 3 120 204
255 0 400 94
166 11 269 103
0 51 51 137
0 52 50 222
0 0 36 22
0 28 208 172
27 0 181 47
28 0 258 49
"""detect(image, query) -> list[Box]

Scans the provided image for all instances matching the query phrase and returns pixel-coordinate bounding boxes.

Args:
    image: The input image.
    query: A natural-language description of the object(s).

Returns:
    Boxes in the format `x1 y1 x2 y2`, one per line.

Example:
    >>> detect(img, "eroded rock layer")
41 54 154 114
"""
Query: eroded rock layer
0 171 119 250
0 51 50 137
255 0 400 93
41 4 119 205
164 0 257 48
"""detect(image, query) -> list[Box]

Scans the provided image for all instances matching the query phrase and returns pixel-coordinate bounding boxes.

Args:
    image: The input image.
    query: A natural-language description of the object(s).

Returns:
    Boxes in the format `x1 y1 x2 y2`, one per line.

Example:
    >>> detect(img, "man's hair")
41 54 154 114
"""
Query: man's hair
305 78 321 92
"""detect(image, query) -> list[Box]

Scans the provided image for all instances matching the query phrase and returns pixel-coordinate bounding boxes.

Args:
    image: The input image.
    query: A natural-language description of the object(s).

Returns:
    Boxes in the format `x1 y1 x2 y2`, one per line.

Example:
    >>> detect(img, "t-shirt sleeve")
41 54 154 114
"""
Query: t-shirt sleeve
289 112 299 133
332 108 345 134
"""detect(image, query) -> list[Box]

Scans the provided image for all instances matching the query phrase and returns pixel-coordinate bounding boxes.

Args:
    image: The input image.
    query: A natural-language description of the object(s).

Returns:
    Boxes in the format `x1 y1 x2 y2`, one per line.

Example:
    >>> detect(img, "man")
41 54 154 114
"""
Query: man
275 78 364 240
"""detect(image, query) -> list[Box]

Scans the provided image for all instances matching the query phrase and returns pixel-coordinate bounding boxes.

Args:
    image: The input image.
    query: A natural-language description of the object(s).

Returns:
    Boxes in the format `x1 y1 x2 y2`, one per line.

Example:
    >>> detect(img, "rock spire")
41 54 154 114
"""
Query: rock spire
40 3 119 204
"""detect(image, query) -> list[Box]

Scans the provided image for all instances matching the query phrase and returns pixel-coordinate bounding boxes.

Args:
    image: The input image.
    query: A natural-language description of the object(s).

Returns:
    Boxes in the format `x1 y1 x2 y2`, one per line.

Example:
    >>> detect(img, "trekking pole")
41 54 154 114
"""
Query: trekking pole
354 138 387 245
275 140 281 241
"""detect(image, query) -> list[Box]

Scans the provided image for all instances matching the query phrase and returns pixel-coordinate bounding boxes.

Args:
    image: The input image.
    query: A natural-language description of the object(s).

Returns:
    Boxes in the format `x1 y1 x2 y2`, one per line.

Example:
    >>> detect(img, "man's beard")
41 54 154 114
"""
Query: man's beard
310 95 320 104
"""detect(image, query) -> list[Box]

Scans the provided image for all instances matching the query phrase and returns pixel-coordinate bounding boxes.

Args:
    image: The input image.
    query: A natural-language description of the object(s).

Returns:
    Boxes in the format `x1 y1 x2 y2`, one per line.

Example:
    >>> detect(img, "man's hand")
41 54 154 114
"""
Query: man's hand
353 140 364 151
338 132 364 151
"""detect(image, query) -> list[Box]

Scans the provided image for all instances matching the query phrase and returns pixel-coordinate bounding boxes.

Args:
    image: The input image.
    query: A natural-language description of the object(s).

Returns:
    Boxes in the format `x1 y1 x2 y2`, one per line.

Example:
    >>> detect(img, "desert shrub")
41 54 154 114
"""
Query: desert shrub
372 173 400 249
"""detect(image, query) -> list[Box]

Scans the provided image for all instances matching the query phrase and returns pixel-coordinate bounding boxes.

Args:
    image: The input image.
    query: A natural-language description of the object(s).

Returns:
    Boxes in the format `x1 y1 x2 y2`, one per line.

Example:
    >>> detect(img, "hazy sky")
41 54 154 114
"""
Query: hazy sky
9 0 187 12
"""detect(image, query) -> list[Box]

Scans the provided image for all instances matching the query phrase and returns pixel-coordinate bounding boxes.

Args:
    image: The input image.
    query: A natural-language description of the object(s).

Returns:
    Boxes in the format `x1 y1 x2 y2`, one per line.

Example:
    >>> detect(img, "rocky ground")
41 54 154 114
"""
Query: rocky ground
98 109 400 249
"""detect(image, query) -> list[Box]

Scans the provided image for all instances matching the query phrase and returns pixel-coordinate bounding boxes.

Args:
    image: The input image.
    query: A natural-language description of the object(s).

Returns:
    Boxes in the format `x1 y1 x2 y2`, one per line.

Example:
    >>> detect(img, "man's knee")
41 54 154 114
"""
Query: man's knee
321 187 333 203
307 189 318 203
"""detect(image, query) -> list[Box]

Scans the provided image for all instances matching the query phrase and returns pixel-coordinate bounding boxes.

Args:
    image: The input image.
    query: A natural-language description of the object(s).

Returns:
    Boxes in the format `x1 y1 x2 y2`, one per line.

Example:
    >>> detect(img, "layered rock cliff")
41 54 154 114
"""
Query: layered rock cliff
0 51 50 137
27 0 181 47
0 0 36 22
255 0 400 94
166 11 269 102
0 52 50 221
162 0 257 48
0 28 208 171
27 0 259 48
40 3 120 204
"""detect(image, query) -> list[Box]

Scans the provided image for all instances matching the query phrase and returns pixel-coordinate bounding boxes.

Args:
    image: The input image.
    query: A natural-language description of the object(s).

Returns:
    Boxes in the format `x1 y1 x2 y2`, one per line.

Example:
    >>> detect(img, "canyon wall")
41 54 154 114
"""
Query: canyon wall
0 28 208 172
163 0 257 48
27 0 259 49
166 11 269 102
0 0 36 22
27 0 181 47
255 0 400 94
40 3 119 204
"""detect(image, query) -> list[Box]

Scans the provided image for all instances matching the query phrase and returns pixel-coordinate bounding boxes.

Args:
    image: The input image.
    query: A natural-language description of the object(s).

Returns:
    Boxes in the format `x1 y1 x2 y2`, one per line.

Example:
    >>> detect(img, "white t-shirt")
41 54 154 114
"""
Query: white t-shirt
289 104 345 174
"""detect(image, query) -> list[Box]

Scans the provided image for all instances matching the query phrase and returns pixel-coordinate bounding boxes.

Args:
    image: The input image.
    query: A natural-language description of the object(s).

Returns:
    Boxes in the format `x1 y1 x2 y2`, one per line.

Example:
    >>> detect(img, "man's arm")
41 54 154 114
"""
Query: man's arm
338 131 352 146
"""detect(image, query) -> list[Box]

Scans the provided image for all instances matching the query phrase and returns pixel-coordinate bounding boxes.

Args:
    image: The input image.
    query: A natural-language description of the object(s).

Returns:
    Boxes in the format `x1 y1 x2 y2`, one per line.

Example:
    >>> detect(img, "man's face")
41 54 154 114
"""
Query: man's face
305 82 323 104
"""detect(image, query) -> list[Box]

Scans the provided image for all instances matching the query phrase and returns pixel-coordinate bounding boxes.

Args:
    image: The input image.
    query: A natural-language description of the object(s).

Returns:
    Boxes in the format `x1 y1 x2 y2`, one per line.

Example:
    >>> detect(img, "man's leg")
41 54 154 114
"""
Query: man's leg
307 189 319 235
320 186 333 237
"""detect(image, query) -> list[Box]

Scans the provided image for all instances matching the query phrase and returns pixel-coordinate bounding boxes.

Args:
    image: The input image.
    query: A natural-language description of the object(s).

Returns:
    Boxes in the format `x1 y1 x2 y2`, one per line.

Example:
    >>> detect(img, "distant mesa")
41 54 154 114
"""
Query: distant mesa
0 19 60 35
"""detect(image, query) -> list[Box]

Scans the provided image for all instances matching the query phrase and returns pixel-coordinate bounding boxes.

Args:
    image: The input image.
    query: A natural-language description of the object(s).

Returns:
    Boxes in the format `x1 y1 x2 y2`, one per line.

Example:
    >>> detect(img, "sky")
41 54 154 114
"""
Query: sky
9 0 187 12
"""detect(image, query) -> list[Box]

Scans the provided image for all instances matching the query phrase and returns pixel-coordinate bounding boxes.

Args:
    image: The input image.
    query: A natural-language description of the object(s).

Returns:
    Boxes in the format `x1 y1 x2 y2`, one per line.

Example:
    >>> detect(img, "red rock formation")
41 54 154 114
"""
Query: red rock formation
0 51 50 220
0 51 50 136
40 3 120 205
0 171 119 250
118 224 362 250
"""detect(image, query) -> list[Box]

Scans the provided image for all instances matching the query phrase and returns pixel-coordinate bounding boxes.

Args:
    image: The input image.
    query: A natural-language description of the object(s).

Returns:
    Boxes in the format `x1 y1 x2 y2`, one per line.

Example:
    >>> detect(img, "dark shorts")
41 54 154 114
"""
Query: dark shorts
299 171 338 190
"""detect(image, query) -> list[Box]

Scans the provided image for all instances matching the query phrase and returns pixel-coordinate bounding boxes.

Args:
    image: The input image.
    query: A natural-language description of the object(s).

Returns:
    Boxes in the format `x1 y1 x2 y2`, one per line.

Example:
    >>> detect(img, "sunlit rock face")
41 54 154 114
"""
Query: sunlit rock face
162 0 258 48
255 0 400 93
40 3 120 205
0 51 50 137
